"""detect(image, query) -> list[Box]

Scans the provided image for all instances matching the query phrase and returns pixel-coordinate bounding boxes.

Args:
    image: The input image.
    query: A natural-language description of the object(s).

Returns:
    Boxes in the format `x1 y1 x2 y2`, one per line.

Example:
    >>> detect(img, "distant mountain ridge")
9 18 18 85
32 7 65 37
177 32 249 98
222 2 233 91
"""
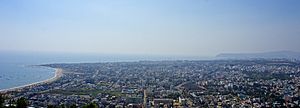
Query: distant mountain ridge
216 51 300 60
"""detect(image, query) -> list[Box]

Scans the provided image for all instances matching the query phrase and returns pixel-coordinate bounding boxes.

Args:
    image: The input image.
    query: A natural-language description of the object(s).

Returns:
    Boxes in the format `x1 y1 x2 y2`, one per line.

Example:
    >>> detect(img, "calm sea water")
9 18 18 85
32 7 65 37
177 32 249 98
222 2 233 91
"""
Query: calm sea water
0 63 55 90
0 51 210 90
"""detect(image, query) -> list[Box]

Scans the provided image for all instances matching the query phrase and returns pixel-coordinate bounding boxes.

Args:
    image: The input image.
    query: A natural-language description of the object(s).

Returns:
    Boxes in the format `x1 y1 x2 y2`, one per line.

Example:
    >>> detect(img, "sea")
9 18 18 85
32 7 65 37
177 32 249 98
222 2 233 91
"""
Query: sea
0 51 210 90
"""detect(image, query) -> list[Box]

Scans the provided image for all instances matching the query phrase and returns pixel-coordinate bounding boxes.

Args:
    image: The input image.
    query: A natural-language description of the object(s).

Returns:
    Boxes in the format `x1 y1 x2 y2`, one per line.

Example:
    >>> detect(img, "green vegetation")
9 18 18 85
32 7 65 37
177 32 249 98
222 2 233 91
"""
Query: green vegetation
47 105 56 108
0 97 29 108
82 103 98 108
69 104 77 108
16 97 28 108
0 96 92 108
59 104 66 108
0 95 4 108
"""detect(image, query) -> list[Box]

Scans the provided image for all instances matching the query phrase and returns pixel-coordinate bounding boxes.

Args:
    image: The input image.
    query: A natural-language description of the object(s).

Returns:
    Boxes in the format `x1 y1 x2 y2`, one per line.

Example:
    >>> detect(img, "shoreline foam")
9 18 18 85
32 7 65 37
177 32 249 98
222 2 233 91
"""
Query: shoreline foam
0 68 63 93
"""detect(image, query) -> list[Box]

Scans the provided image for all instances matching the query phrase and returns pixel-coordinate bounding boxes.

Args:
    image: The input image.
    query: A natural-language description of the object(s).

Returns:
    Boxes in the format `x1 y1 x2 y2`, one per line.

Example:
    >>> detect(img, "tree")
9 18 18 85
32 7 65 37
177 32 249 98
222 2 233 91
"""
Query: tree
47 105 57 108
8 99 15 108
0 95 4 108
59 104 66 108
82 103 97 108
69 104 77 108
16 97 27 108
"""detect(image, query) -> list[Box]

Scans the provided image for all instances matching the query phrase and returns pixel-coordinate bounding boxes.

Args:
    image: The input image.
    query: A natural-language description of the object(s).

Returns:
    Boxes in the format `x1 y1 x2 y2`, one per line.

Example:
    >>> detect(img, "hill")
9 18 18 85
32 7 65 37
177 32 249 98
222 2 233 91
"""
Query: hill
216 51 300 60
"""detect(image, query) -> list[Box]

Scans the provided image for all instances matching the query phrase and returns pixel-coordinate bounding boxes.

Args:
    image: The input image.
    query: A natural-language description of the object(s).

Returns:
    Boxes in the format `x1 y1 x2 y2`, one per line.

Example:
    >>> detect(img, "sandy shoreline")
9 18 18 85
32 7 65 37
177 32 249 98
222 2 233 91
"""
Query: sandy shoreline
0 68 63 93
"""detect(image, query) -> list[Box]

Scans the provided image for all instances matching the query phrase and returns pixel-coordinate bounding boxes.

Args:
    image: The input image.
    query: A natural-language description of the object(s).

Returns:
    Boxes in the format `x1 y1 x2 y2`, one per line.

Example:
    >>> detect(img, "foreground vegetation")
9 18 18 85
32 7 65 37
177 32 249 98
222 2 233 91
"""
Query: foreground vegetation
0 95 97 108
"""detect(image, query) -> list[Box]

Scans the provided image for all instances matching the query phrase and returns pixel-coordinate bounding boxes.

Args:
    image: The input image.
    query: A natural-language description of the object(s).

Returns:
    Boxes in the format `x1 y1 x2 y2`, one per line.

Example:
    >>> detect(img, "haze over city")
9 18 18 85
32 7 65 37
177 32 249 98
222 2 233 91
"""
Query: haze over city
2 1 300 108
1 0 299 56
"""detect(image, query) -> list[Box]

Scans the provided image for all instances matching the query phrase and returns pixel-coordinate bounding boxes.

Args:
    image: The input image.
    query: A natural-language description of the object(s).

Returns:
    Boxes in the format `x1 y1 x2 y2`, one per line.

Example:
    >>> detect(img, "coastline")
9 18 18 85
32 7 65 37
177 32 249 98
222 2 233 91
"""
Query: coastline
0 68 63 93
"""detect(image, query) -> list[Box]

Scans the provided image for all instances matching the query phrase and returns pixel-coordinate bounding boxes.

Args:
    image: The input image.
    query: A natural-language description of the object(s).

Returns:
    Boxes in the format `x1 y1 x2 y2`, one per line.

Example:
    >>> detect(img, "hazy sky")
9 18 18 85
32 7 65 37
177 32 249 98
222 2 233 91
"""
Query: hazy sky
0 0 299 56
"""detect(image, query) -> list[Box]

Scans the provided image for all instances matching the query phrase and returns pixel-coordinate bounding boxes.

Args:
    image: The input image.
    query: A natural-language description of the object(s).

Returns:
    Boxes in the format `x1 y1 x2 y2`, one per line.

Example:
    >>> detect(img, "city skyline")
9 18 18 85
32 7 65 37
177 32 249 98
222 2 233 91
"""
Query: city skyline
0 0 300 56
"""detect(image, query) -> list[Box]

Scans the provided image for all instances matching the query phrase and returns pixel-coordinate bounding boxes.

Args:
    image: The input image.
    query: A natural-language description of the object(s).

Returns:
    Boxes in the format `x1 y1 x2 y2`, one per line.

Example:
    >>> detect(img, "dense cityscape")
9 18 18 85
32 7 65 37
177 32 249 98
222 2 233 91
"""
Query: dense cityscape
1 0 300 108
0 59 300 108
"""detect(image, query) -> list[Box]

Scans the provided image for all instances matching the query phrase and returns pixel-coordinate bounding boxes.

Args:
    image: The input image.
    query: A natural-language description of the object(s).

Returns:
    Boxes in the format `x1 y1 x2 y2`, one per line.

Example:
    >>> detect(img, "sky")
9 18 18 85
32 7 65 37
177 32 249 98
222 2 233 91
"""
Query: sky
0 0 299 57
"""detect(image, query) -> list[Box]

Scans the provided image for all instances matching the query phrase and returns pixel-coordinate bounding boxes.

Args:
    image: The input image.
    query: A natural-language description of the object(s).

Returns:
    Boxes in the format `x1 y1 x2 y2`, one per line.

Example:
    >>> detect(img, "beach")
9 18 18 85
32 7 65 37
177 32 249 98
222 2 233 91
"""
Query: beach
0 68 63 93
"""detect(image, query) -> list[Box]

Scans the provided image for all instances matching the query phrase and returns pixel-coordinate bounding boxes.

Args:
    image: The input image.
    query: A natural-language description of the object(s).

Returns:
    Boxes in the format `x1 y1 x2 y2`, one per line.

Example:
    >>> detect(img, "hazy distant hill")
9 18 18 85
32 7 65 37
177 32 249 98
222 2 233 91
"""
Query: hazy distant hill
216 51 300 60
